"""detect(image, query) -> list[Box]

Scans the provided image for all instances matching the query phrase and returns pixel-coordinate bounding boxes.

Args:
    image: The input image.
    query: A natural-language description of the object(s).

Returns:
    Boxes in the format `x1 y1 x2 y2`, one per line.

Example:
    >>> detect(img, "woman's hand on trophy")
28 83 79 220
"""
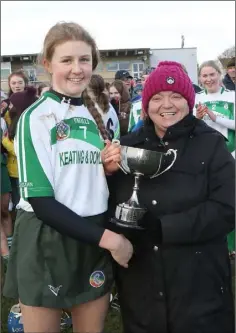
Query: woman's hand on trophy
101 140 121 174
99 229 133 268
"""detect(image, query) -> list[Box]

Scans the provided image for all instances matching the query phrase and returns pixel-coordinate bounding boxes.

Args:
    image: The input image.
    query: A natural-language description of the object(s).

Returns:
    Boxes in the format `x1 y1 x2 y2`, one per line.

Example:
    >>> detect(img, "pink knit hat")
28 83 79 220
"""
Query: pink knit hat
142 61 195 114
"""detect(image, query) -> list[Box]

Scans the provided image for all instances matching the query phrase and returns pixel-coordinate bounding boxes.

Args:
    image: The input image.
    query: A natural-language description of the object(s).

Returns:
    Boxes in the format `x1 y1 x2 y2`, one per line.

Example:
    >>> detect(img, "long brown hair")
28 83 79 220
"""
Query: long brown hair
41 21 108 140
110 80 131 135
85 74 110 113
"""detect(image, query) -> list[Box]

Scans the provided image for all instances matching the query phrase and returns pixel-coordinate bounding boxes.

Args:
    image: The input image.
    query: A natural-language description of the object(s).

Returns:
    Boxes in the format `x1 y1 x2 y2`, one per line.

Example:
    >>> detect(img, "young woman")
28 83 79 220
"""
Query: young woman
1 71 29 127
3 21 133 333
84 74 120 141
194 60 235 257
109 80 131 136
108 61 235 333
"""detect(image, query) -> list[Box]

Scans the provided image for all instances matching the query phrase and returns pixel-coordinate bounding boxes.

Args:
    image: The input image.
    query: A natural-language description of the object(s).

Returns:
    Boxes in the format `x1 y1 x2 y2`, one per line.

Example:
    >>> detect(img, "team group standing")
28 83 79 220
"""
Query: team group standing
1 21 235 333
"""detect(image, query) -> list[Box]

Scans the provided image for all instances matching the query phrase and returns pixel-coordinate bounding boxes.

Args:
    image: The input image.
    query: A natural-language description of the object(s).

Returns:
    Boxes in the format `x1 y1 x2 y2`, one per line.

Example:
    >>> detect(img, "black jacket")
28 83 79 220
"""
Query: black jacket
107 115 235 333
223 74 235 91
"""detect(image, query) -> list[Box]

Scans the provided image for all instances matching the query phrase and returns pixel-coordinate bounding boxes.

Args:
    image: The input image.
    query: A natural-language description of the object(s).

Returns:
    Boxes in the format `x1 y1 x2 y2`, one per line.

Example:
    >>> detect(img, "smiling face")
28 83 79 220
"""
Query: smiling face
199 66 221 93
148 91 189 137
9 75 26 93
109 86 121 101
44 40 93 97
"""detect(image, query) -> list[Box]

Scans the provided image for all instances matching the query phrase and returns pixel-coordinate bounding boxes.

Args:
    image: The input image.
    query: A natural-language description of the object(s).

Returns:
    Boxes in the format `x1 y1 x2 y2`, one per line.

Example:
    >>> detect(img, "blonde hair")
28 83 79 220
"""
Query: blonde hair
39 22 109 140
198 60 222 76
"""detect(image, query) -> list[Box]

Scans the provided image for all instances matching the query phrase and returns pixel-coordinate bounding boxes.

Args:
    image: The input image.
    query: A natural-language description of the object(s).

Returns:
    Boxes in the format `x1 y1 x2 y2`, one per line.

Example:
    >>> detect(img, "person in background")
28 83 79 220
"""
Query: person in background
109 80 131 136
223 57 235 91
1 71 29 127
2 86 38 211
131 83 143 103
37 82 50 97
83 74 120 141
194 60 235 258
115 70 134 99
1 117 12 261
128 69 153 132
108 61 235 333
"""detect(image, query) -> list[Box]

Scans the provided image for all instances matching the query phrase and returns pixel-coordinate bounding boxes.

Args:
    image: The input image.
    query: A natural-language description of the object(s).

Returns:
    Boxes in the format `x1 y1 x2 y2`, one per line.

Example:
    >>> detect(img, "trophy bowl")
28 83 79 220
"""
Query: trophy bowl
110 145 177 230
120 146 164 177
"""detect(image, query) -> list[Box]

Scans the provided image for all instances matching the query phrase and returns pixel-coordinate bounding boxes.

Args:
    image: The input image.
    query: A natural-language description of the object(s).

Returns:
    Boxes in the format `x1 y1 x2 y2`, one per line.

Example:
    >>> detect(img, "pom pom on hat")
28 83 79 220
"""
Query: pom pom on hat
142 61 195 114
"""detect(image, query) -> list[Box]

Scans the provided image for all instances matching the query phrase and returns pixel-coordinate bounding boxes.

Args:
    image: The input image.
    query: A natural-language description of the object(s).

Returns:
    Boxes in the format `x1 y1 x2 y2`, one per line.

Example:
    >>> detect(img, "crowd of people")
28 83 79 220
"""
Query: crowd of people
0 20 235 333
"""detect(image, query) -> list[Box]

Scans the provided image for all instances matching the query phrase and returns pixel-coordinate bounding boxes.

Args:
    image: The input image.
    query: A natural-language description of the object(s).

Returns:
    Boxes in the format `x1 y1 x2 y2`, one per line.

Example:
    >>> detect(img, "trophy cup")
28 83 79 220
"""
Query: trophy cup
110 145 177 230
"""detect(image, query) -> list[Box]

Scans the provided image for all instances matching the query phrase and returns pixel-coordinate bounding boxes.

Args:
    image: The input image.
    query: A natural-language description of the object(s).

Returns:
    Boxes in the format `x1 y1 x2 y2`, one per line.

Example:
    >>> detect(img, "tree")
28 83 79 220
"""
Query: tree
218 46 235 59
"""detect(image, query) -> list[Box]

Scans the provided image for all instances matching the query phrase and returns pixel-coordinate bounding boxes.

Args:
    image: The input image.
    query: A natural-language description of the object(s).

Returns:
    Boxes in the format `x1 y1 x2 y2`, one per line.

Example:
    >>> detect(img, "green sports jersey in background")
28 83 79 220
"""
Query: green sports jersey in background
128 100 142 132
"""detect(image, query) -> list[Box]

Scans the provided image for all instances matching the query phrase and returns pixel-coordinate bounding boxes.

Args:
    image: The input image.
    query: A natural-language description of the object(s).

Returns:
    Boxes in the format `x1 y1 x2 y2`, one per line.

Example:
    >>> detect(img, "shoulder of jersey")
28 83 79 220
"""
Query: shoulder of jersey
196 90 205 95
132 99 142 109
133 99 142 105
21 94 57 118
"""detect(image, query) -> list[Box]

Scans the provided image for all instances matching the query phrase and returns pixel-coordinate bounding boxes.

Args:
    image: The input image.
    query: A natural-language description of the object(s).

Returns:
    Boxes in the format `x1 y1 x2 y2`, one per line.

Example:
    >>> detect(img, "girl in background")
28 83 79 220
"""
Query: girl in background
109 80 131 136
194 60 235 257
1 71 29 127
1 117 12 261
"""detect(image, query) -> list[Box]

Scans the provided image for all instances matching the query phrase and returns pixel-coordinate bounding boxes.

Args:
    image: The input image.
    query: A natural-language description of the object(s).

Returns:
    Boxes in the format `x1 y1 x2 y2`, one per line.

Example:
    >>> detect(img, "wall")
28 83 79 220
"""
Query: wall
95 55 150 82
150 48 198 84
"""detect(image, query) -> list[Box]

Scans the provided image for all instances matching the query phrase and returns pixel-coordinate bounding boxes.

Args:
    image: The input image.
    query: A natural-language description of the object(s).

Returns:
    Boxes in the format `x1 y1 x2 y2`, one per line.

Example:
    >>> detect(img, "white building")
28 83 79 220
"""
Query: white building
150 48 198 84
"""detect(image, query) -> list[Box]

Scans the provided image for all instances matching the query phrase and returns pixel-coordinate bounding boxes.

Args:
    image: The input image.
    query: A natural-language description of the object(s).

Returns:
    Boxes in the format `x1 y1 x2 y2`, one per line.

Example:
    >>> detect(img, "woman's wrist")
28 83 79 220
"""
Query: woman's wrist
99 229 121 251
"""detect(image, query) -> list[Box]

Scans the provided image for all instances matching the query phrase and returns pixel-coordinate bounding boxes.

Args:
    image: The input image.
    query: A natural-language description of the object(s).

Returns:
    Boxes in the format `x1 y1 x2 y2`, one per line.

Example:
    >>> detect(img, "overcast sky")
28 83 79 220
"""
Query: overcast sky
1 1 235 64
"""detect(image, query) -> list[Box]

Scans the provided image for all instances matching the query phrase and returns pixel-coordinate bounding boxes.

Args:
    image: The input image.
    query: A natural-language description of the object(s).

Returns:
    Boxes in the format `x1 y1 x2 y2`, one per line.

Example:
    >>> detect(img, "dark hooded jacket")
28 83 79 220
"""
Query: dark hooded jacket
107 114 235 333
223 74 235 91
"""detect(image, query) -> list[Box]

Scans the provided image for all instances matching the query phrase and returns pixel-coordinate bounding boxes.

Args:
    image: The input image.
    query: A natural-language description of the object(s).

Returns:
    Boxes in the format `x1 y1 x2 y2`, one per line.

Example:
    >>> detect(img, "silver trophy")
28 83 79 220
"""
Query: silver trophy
110 145 177 230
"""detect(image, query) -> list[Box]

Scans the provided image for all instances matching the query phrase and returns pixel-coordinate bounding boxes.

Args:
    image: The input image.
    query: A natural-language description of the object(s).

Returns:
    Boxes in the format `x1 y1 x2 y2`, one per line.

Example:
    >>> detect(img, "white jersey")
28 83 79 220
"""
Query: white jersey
194 87 235 153
97 103 120 141
16 90 119 215
128 100 142 132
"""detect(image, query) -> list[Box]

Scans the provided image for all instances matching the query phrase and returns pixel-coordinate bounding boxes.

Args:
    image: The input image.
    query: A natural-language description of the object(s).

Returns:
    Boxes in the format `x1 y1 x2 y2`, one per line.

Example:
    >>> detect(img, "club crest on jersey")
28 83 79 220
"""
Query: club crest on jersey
166 77 175 85
89 271 105 288
56 121 70 141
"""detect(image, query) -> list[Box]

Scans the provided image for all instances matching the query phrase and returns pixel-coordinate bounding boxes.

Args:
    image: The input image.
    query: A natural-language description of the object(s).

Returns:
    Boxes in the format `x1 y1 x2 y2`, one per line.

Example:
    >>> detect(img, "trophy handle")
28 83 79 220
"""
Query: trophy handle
150 149 177 179
112 139 129 175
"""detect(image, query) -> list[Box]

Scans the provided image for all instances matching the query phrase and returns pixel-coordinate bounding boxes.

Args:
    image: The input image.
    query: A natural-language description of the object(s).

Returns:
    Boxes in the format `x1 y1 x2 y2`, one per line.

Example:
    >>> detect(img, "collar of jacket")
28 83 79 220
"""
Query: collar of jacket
121 114 198 147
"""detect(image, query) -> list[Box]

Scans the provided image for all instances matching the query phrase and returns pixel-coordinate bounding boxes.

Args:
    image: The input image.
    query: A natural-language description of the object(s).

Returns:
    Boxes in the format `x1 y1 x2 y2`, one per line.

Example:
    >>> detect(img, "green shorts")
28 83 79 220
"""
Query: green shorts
3 209 114 308
1 163 11 194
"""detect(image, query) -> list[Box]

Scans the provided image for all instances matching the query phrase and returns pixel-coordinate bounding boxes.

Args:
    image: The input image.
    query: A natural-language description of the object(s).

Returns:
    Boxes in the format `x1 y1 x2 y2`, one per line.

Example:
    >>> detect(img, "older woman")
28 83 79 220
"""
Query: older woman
108 61 235 333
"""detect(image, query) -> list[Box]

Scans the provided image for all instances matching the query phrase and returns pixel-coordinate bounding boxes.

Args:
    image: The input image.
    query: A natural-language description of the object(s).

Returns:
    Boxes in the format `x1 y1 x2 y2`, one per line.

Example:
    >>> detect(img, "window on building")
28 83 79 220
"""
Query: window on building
95 62 104 72
118 62 130 71
107 63 119 71
132 63 144 78
23 65 37 82
106 62 130 72
1 62 11 80
1 69 11 80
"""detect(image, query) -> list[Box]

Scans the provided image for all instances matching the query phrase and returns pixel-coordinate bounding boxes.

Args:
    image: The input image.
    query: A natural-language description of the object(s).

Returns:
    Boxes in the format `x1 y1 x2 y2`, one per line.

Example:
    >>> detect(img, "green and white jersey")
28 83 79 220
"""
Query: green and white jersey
15 90 114 215
128 100 142 132
194 87 235 152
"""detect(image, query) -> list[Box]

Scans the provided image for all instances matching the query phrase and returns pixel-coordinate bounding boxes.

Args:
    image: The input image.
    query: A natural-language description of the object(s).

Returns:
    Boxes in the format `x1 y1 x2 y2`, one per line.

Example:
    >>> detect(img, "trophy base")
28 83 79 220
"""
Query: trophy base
110 217 144 230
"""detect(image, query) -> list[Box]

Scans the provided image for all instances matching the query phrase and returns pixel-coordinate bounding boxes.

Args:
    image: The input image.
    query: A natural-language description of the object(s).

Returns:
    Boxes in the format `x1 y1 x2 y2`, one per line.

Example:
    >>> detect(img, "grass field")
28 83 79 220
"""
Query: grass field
1 259 235 333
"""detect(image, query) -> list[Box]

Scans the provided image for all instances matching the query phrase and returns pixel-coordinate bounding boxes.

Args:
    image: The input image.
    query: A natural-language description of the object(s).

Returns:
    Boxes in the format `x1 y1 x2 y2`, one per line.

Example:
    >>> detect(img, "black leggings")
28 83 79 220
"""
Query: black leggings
9 177 20 209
